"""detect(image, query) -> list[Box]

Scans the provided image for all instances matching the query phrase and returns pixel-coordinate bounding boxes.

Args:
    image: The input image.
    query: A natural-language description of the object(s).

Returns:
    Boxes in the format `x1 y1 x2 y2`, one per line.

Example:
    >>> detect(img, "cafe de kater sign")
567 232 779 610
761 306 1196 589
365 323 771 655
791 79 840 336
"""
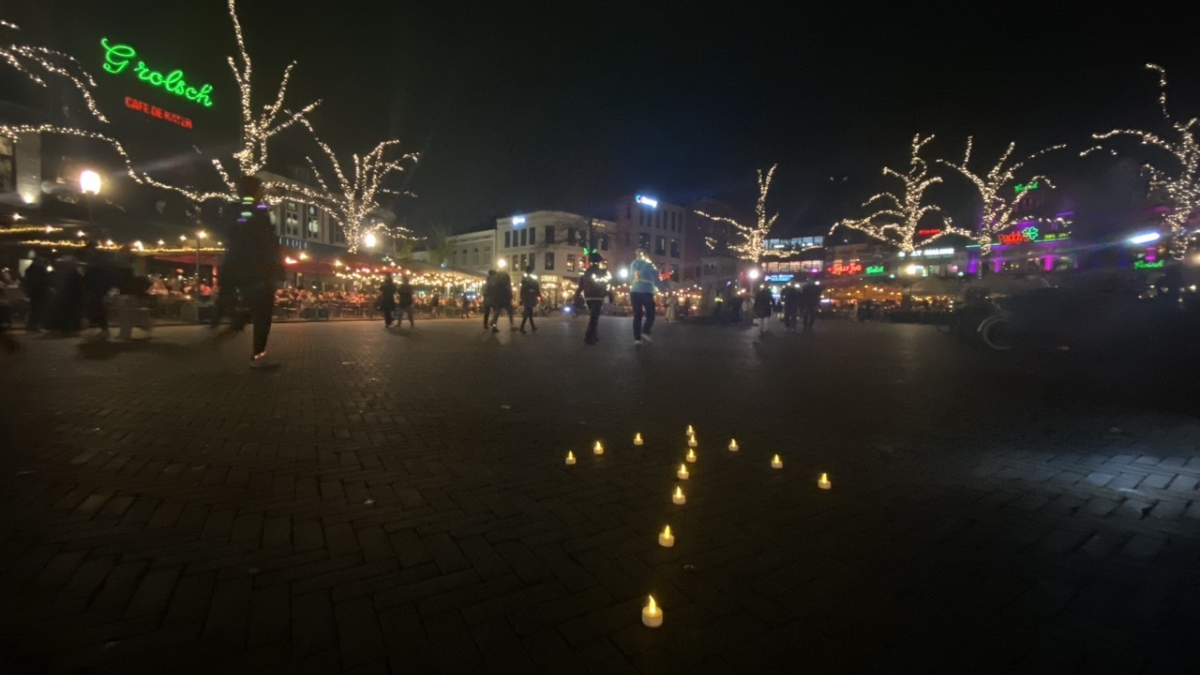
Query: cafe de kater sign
100 38 214 108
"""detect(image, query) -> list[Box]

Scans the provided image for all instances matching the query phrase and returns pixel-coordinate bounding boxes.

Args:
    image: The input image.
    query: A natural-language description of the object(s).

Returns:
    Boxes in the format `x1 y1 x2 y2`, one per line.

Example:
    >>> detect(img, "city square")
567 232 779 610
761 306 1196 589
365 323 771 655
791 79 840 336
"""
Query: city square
1 318 1198 673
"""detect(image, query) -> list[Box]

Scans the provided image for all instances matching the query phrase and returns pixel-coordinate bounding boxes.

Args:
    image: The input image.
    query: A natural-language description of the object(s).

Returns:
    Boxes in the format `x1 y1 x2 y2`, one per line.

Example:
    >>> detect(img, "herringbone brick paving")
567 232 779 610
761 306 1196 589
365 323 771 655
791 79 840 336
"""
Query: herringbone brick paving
0 318 1198 673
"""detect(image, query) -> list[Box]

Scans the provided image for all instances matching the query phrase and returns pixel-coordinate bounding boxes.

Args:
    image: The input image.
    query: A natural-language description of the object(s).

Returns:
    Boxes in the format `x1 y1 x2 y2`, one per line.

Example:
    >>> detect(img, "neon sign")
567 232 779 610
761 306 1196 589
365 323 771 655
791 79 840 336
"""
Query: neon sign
1014 181 1039 194
865 265 885 275
764 273 794 283
998 226 1039 245
1135 260 1165 270
124 97 192 129
828 262 863 276
635 195 658 208
512 216 526 225
101 38 214 107
917 229 942 236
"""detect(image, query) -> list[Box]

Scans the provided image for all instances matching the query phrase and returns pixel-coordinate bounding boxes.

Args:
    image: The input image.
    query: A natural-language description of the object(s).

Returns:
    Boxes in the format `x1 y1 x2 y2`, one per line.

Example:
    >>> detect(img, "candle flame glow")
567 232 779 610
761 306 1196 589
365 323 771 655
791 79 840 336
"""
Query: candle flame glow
674 487 683 498
647 595 658 614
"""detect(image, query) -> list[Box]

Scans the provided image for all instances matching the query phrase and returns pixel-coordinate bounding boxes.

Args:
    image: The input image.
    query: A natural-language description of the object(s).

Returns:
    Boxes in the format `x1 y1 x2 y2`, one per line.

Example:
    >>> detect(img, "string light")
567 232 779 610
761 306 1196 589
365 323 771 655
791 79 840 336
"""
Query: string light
226 0 321 180
262 117 418 253
695 164 780 263
831 134 970 253
1 20 109 123
1086 64 1199 259
939 137 1064 254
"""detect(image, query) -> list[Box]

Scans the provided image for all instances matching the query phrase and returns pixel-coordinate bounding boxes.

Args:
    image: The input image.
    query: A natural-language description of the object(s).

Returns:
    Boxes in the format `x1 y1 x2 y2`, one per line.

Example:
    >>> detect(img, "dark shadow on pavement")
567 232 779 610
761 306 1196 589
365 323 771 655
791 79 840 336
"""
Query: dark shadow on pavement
76 339 192 361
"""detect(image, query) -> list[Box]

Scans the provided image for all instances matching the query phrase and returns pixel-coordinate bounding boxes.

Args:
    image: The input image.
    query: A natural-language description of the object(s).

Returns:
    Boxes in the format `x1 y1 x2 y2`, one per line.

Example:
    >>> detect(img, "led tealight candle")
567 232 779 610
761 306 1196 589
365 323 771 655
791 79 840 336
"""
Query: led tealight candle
688 436 698 448
672 486 686 505
686 425 694 437
677 463 689 480
728 439 739 452
686 449 697 463
594 441 604 456
771 454 783 469
818 473 832 489
642 595 663 628
634 433 643 447
658 525 675 547
565 451 576 465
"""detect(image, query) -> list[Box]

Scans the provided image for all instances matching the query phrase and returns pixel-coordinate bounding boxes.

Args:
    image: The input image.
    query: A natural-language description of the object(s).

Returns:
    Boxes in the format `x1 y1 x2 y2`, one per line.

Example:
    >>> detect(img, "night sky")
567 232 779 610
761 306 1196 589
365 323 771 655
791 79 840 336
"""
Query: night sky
11 1 1200 235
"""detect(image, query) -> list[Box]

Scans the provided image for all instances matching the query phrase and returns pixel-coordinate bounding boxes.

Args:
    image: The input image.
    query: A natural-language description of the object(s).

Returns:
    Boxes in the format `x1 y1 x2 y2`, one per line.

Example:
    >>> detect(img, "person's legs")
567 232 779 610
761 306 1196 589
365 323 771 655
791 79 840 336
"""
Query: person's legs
405 306 415 327
642 294 656 337
585 299 602 343
483 305 491 329
383 307 393 327
250 285 273 358
632 292 645 340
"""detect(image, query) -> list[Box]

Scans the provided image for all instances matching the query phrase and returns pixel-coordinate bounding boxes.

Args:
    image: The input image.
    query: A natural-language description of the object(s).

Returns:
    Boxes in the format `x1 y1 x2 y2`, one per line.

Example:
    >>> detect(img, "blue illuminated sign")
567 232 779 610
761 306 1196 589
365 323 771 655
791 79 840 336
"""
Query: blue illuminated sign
512 216 526 225
635 195 658 208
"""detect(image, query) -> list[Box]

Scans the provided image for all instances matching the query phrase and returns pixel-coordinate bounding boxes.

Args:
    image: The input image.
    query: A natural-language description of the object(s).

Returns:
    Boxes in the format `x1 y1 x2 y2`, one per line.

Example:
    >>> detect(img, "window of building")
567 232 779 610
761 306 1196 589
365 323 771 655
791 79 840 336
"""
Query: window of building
669 264 680 282
600 234 609 251
626 203 632 219
0 136 14 193
471 248 479 265
655 236 666 256
670 238 680 258
567 228 576 245
544 252 555 270
519 253 527 269
638 233 651 251
511 255 518 270
566 254 576 272
504 231 511 248
529 228 536 246
519 229 527 246
639 210 645 227
544 225 555 243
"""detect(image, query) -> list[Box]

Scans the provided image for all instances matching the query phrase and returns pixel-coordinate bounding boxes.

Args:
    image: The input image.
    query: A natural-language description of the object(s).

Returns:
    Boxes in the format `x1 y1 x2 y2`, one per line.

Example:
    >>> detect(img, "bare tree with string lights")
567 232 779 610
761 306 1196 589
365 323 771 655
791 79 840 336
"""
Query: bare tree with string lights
263 120 418 253
938 137 1064 253
1086 64 1199 259
831 134 969 253
1 19 109 123
694 164 780 263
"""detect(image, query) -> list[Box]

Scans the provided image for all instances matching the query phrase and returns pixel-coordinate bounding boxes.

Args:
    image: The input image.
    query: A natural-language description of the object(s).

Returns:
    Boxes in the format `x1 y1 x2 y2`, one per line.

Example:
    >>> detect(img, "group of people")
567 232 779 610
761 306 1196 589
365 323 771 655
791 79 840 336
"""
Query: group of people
752 278 823 333
469 265 541 333
376 273 416 329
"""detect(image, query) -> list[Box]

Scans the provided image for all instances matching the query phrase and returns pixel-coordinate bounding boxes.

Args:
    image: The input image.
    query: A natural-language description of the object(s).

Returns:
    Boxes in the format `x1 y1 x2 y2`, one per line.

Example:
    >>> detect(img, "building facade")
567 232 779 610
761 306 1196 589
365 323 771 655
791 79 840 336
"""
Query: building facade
611 195 688 281
445 228 497 276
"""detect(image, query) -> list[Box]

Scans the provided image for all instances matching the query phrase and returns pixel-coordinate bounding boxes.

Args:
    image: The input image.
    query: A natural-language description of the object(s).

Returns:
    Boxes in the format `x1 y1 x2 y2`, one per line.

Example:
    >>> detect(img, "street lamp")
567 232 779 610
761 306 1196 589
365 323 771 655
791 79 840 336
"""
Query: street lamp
363 232 378 249
79 169 101 229
196 230 207 284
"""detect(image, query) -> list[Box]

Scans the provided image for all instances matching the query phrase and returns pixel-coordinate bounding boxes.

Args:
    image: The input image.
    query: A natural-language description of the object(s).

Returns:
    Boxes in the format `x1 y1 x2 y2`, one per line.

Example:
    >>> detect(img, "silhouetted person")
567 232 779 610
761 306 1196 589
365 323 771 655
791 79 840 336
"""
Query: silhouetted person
22 255 49 331
519 266 540 333
397 275 415 327
82 241 115 339
630 247 658 344
801 280 822 331
49 257 83 335
482 270 496 330
575 252 613 345
379 273 397 328
490 271 515 332
753 284 774 335
782 278 802 332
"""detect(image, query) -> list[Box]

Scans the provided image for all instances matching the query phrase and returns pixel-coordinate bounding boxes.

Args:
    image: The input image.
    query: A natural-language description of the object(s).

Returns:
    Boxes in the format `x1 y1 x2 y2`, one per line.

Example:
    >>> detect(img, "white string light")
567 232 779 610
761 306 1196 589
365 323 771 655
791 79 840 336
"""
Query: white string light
939 137 1064 254
1 20 109 123
695 164 780 263
1086 64 1199 260
262 118 418 253
832 134 969 253
226 0 320 180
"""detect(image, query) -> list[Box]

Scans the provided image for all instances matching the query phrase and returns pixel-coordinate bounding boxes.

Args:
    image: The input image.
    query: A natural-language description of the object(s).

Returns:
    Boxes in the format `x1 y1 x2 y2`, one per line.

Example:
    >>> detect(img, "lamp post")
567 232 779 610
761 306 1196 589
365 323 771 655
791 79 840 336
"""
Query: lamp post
196 230 207 286
79 169 101 230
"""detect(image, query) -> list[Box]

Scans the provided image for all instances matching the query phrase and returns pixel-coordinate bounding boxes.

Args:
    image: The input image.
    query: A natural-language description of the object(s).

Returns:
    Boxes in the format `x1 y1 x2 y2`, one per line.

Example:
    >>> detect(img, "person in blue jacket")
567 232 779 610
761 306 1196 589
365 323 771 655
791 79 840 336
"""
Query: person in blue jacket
629 247 659 345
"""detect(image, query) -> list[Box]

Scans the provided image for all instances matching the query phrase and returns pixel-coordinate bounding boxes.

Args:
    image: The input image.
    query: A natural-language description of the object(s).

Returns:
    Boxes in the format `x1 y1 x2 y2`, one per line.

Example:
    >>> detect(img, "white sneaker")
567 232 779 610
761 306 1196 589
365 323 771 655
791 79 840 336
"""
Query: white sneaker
250 354 276 368
634 339 642 345
641 334 653 343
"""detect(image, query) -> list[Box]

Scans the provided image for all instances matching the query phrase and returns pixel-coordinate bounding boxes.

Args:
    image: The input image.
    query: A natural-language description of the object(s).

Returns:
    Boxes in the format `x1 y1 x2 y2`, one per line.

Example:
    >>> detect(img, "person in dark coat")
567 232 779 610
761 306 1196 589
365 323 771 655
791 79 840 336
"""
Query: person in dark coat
82 241 115 339
574 252 613 345
801 280 823 331
49 256 83 335
22 255 49 331
781 277 802 332
490 271 515 332
753 284 774 335
397 275 415 327
481 270 496 330
519 266 540 333
378 273 397 328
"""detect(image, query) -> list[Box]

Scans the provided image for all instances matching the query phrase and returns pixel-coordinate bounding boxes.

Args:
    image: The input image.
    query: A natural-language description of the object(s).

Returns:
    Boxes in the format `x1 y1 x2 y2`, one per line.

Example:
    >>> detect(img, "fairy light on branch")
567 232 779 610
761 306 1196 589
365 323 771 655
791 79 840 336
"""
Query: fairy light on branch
939 137 1064 254
1 20 109 123
263 119 418 253
832 134 969 253
226 0 320 179
1086 64 1199 259
695 164 780 263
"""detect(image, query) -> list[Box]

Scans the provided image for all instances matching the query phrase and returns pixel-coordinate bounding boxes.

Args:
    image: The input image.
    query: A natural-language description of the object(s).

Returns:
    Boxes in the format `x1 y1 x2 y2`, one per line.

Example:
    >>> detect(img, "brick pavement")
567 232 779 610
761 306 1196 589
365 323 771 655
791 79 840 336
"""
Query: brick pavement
1 317 1199 674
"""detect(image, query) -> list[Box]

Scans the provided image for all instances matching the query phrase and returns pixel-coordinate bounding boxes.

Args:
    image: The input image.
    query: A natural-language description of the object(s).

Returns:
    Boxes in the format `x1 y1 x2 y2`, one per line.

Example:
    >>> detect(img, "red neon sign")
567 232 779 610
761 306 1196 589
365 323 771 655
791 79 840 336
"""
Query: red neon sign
827 262 864 276
124 96 193 129
918 229 942 236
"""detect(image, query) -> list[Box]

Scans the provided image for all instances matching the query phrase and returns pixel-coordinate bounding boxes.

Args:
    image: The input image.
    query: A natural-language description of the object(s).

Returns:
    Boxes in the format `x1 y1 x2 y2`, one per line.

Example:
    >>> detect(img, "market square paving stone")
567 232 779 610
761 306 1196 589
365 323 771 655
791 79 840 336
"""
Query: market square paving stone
1 318 1199 673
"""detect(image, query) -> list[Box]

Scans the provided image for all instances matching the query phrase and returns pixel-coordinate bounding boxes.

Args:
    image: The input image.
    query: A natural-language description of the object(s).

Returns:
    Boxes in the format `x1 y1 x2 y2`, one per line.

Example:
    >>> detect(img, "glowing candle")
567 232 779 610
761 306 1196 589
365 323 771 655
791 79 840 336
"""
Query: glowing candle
672 486 686 505
565 451 576 465
818 473 831 489
686 425 694 437
594 441 604 456
771 454 783 469
728 439 739 452
642 595 663 628
688 436 698 448
658 525 675 547
634 433 643 447
686 449 697 463
677 463 689 480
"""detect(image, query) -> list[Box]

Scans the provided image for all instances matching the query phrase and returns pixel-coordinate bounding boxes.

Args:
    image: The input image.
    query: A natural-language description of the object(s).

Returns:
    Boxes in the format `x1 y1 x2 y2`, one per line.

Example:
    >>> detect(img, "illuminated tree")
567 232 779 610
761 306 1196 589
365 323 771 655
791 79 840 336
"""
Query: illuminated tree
0 20 108 123
831 135 967 253
695 164 780 263
263 120 418 253
939 137 1064 253
1086 64 1199 259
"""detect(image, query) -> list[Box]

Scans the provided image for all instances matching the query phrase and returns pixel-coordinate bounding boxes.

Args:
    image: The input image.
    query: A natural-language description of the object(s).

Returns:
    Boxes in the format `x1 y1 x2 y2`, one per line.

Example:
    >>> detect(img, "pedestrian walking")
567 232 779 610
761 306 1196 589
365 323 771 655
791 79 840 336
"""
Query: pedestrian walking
801 279 822 331
574 252 613 345
482 270 496 329
665 294 678 323
430 294 441 318
397 275 416 327
490 271 515 332
753 283 774 335
82 240 115 340
782 278 802 331
21 254 49 332
379 273 397 328
629 247 658 345
519 266 541 333
211 176 282 367
49 256 83 335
